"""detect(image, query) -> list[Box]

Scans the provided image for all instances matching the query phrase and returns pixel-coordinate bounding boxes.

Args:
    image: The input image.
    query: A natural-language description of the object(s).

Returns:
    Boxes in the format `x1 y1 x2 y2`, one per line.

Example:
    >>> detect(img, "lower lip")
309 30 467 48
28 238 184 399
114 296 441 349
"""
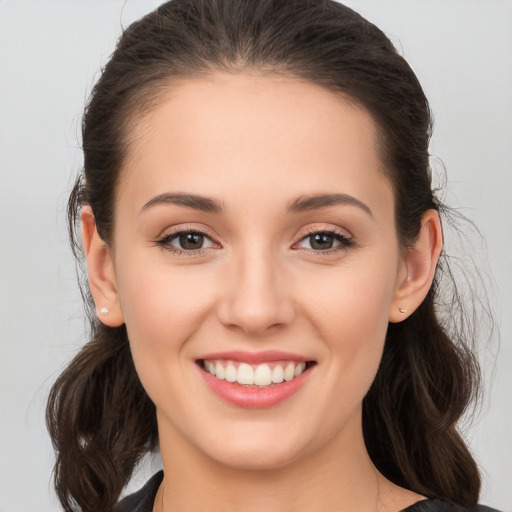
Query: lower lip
198 364 313 409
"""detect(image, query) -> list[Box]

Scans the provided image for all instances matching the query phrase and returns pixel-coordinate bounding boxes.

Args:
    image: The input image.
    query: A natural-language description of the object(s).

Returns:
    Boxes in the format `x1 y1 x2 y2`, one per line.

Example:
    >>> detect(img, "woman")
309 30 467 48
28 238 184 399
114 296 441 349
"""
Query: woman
46 1 502 511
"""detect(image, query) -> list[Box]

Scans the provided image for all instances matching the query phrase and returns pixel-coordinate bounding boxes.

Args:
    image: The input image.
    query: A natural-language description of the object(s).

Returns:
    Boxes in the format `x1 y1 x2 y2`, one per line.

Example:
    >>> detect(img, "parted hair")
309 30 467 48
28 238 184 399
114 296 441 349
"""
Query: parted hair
46 1 483 511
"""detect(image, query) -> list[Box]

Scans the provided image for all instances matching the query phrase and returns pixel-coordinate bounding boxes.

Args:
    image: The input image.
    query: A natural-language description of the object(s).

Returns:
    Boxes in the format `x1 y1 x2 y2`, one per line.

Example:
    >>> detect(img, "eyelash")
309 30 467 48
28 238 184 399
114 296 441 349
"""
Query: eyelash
294 228 355 255
155 227 354 256
155 226 218 256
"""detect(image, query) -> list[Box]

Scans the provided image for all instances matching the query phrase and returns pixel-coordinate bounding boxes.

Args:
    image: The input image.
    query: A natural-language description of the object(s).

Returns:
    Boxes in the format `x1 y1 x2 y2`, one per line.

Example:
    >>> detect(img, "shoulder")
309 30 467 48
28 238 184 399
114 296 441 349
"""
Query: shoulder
113 471 164 512
402 498 505 512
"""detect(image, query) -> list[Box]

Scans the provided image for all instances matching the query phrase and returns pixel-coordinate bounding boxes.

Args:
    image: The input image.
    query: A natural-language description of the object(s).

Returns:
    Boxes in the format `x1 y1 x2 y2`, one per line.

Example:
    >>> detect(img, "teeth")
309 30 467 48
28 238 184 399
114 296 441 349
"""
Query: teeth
225 364 237 382
294 362 306 377
253 364 272 386
215 361 225 379
203 359 308 386
237 363 254 385
272 365 284 383
284 362 295 382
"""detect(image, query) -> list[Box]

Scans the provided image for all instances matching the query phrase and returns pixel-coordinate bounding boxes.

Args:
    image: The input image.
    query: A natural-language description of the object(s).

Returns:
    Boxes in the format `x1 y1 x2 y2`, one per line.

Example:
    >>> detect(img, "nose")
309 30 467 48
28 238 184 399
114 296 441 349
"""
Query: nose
216 246 296 336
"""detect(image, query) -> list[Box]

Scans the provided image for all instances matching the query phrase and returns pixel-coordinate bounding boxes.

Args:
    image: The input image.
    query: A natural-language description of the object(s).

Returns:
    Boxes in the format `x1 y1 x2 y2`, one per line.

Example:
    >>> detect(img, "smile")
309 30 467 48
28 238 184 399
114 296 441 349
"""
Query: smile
201 359 308 387
196 351 316 408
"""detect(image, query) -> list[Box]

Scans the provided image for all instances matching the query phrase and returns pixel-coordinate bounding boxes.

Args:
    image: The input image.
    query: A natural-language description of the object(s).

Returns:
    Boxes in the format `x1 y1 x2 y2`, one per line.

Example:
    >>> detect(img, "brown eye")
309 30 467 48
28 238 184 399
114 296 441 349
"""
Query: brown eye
157 230 217 253
296 230 354 253
179 232 205 250
309 233 335 250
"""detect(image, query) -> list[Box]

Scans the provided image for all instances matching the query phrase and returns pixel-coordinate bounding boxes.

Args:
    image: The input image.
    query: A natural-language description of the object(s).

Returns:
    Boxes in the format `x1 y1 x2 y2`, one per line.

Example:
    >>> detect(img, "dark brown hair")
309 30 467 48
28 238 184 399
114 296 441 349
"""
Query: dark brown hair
47 1 483 510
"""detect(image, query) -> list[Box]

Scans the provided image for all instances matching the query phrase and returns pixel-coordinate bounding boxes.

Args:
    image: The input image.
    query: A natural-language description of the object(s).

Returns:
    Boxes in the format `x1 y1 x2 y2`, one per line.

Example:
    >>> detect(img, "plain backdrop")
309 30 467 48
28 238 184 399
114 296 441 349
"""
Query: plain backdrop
0 1 510 511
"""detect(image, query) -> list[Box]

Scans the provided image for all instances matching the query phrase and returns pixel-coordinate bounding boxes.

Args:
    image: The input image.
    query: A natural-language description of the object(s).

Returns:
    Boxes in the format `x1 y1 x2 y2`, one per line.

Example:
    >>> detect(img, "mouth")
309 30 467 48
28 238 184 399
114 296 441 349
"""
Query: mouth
197 359 316 387
196 351 317 408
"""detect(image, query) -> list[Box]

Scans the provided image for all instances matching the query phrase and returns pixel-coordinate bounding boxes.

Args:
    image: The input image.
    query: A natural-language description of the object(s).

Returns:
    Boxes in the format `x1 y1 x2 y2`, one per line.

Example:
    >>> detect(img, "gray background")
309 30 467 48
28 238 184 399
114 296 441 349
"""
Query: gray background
0 1 510 510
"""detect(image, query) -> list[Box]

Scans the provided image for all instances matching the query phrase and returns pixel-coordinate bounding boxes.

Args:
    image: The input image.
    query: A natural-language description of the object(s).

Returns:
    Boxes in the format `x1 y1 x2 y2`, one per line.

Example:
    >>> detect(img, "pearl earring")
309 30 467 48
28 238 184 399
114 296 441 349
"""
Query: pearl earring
399 307 406 314
100 307 110 315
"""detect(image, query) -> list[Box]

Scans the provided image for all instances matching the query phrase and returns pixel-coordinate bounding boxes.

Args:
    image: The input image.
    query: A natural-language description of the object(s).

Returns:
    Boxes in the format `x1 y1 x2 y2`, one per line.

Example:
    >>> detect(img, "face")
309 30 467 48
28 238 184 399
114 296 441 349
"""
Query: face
107 72 408 470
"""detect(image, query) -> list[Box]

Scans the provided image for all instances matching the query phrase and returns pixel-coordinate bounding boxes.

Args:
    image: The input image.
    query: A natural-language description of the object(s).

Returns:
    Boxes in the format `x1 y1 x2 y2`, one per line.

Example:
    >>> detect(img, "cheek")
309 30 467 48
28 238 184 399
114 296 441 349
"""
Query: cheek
302 258 396 339
115 263 222 419
299 257 398 392
115 258 218 367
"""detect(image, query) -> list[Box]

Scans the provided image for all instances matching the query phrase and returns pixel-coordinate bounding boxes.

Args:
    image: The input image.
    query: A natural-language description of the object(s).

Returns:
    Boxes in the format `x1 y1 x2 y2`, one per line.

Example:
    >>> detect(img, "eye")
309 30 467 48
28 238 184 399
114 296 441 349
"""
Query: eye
156 229 218 254
295 229 354 253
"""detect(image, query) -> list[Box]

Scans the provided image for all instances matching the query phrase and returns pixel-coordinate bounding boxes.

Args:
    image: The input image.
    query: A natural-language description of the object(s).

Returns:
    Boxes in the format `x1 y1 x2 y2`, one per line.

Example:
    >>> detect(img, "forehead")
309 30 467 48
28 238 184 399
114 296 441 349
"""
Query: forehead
118 72 392 218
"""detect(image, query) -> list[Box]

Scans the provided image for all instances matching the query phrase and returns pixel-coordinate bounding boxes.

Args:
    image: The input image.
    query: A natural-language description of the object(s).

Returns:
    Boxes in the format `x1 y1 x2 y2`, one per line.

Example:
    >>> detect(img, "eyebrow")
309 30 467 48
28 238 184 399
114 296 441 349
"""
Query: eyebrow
141 192 224 214
141 191 372 217
287 193 373 217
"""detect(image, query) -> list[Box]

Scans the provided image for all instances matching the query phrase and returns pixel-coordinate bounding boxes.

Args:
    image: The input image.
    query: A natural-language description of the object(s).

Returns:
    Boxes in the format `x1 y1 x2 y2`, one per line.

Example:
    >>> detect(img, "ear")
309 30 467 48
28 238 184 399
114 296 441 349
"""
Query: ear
81 205 125 327
389 209 443 323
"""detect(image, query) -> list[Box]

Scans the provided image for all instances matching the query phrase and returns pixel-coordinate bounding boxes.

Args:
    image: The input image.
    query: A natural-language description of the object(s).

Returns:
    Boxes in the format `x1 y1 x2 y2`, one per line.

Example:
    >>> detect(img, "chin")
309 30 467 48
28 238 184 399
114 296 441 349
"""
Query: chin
212 447 299 471
199 428 311 471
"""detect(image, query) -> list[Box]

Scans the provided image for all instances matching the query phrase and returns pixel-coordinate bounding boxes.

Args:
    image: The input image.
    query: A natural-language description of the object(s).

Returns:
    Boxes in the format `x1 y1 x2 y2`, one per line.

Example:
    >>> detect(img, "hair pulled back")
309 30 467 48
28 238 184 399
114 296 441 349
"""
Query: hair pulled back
47 1 482 511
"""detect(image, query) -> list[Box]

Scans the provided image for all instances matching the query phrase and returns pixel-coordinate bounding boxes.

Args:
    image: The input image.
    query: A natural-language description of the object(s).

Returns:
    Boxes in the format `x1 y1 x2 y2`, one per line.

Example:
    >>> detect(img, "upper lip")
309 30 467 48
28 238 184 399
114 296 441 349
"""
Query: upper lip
198 350 313 364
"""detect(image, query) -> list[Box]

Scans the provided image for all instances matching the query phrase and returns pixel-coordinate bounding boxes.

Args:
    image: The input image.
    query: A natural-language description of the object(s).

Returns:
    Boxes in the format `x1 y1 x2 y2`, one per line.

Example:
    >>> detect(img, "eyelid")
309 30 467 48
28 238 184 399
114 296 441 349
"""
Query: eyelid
298 225 353 240
292 226 355 254
155 225 221 255
154 224 355 256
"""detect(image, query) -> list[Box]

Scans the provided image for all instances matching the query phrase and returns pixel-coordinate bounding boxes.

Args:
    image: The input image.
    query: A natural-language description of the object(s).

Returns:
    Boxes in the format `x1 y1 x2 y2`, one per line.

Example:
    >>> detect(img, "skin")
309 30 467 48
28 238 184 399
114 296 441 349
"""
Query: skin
82 72 442 511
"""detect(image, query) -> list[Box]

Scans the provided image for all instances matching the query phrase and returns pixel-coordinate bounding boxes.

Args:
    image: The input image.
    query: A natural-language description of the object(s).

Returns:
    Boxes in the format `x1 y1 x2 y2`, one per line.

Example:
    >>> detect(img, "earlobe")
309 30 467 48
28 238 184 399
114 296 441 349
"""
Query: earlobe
81 205 124 327
389 209 443 323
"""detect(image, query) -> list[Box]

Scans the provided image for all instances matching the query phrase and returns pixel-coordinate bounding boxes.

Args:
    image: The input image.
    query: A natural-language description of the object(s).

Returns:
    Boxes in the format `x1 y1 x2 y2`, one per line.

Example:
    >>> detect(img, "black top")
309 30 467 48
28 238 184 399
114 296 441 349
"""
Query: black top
114 471 504 512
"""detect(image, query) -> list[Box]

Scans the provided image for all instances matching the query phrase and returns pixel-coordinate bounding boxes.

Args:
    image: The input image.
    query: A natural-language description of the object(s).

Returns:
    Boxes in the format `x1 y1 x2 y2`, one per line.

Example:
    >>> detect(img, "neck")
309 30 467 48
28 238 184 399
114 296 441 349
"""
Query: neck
157 411 391 512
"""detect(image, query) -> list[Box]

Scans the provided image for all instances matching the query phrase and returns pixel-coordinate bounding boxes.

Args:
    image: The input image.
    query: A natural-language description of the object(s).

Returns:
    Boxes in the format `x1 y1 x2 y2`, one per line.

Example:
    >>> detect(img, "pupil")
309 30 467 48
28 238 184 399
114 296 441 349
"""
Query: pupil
311 233 333 250
180 232 204 250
